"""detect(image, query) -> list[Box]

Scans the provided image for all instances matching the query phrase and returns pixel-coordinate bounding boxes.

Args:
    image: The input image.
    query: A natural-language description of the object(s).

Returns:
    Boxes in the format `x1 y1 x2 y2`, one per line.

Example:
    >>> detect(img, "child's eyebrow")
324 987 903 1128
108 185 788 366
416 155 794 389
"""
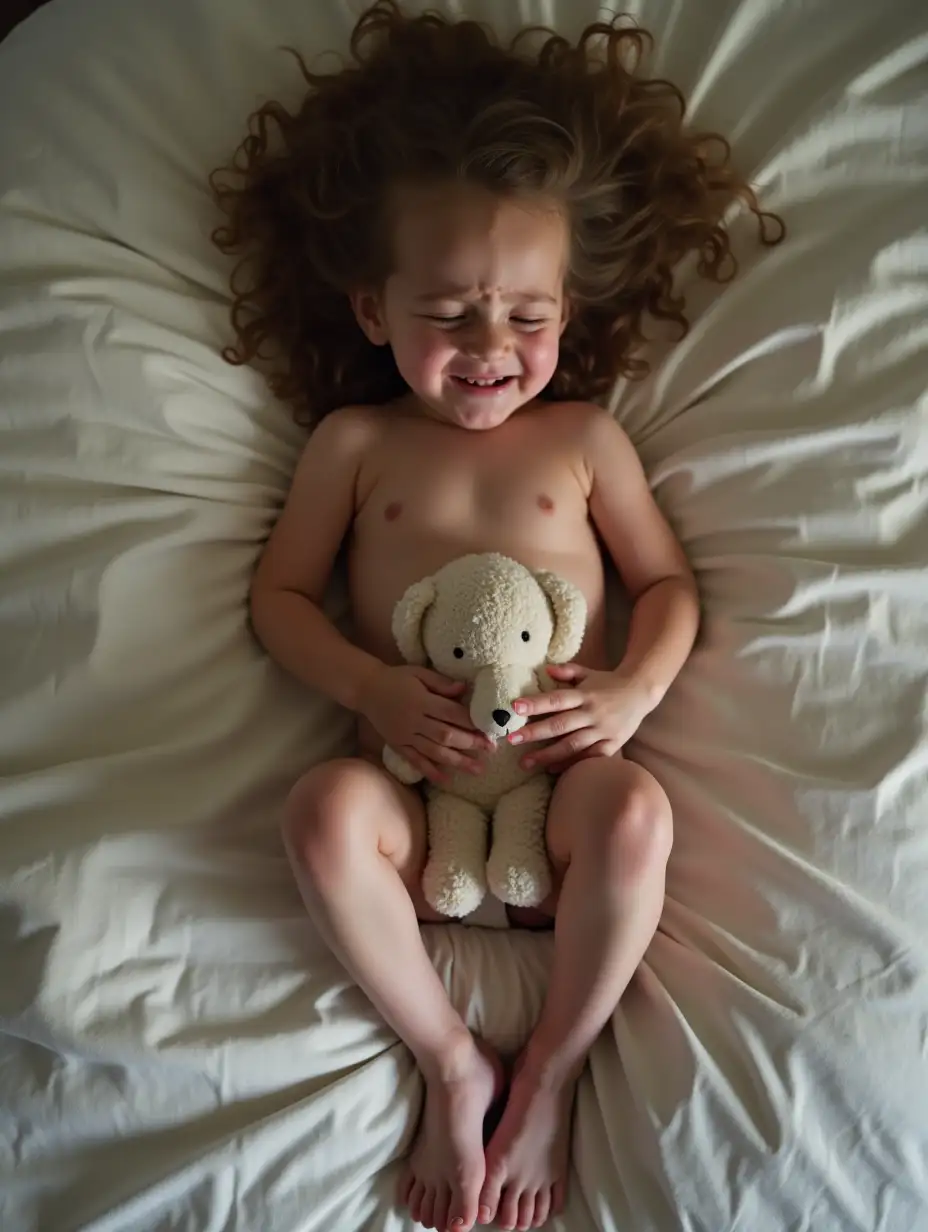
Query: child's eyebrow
414 287 559 304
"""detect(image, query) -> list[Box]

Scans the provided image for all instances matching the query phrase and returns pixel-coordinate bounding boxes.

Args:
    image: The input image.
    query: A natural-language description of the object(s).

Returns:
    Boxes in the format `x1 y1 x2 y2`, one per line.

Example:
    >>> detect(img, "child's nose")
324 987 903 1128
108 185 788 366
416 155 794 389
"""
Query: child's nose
463 321 511 359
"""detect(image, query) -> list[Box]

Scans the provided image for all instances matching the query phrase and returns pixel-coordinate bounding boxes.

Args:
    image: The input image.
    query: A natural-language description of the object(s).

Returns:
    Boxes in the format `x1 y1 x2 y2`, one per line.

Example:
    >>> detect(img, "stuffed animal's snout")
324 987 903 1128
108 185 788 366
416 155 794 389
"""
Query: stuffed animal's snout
470 666 533 742
478 707 526 746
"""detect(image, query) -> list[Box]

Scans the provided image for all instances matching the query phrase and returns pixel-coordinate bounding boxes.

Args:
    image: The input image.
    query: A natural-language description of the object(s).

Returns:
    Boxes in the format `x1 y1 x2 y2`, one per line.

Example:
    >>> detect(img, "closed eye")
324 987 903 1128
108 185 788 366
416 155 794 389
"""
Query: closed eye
421 314 550 327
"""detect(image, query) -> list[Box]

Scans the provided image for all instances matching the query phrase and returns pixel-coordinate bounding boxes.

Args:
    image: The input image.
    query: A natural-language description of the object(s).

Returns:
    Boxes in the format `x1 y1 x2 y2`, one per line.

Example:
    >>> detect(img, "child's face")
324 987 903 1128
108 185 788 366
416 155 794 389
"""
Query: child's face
352 182 569 430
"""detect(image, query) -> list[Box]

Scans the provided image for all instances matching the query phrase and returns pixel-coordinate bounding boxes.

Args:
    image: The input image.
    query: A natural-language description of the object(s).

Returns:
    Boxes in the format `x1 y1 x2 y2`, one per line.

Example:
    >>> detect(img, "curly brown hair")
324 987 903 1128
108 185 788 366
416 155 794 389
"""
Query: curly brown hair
211 1 783 426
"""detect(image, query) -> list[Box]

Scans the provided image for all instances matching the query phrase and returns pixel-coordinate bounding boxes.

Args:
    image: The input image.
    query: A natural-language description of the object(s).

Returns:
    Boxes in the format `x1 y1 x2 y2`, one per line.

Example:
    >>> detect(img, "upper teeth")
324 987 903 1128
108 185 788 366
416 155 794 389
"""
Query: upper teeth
463 377 506 385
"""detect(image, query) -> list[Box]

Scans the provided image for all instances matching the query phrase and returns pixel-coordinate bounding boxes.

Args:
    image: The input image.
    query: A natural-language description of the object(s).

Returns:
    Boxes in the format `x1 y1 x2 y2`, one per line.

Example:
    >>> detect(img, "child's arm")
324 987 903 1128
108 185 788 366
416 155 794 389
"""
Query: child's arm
585 409 700 710
250 407 487 780
509 407 699 769
249 407 384 712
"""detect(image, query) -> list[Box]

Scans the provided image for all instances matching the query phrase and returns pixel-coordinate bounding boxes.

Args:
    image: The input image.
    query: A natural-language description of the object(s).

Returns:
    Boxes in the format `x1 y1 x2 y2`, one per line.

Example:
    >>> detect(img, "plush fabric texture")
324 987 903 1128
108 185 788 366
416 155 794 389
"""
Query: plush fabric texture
383 552 587 915
1 1 927 1229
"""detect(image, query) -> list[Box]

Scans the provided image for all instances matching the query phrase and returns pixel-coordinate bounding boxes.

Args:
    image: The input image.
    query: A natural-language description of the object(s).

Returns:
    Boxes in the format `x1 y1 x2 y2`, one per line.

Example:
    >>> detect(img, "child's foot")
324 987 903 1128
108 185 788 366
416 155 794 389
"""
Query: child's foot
400 1034 504 1231
477 1051 576 1230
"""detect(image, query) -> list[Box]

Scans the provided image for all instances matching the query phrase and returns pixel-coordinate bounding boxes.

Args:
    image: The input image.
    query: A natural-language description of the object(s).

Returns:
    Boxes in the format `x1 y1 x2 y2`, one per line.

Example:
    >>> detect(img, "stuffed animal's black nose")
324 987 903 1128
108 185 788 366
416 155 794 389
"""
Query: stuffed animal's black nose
492 709 510 726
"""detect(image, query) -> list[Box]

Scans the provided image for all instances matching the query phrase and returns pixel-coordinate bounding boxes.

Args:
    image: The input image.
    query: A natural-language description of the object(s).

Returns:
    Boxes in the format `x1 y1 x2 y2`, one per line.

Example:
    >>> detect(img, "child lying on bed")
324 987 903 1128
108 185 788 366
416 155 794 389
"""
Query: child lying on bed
211 3 781 1228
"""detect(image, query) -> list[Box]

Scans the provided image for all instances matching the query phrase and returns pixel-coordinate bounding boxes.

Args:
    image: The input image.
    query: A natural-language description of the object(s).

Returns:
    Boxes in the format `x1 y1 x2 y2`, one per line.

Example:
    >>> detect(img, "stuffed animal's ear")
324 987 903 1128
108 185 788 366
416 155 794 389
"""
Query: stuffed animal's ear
534 570 587 663
391 577 437 665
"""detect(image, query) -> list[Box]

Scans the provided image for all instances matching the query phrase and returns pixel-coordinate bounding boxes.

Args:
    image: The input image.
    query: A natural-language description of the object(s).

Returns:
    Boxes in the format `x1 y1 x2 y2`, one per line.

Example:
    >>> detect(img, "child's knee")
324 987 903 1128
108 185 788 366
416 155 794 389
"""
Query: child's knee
551 761 672 878
283 759 378 874
608 769 673 873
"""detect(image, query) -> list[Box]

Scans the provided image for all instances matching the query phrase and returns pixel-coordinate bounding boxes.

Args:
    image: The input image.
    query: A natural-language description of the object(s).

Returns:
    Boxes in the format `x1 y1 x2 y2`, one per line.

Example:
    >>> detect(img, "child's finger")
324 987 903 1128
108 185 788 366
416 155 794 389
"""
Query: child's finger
546 662 585 681
512 688 583 718
418 736 485 775
508 708 587 745
402 747 446 784
418 669 466 697
426 696 479 730
427 700 495 748
422 716 488 753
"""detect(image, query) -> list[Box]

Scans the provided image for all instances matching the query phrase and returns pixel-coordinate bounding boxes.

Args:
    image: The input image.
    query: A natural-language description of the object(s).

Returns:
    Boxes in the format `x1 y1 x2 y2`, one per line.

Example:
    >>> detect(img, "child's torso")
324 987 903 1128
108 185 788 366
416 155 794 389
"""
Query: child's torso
347 402 610 695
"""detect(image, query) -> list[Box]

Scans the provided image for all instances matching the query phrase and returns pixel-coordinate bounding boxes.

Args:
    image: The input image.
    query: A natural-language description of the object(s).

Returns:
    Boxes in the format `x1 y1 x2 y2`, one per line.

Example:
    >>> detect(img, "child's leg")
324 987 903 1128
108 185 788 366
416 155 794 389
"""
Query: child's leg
284 758 503 1232
479 758 672 1231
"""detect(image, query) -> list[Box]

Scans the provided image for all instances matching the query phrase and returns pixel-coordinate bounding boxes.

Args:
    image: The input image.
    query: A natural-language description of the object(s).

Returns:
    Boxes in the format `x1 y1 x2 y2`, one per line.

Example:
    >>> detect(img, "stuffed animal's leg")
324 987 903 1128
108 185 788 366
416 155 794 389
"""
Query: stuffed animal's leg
423 792 489 918
487 776 553 908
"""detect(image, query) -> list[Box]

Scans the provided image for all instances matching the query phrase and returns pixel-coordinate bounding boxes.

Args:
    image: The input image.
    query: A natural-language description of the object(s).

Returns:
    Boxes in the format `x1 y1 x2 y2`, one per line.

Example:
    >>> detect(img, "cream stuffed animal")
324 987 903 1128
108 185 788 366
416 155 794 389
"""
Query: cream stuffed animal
383 553 587 918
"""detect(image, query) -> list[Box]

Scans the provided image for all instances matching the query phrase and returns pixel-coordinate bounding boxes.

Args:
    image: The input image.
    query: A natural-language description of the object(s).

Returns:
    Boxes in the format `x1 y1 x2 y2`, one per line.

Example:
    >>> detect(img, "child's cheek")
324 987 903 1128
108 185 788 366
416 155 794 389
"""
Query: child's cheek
526 330 562 383
421 333 455 380
398 326 447 389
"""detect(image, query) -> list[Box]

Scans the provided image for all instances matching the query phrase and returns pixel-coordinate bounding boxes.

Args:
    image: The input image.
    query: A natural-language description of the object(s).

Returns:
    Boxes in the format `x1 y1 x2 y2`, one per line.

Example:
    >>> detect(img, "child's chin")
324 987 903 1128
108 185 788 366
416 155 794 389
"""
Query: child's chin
447 397 522 430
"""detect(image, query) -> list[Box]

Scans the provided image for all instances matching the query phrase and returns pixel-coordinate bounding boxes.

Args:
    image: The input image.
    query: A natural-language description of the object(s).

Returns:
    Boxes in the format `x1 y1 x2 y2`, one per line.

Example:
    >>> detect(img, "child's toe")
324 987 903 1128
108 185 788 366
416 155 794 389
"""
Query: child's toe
517 1192 536 1230
448 1192 479 1231
497 1189 520 1230
432 1183 451 1231
398 1167 416 1207
533 1189 552 1227
419 1185 437 1229
407 1179 426 1223
551 1179 566 1215
477 1162 505 1223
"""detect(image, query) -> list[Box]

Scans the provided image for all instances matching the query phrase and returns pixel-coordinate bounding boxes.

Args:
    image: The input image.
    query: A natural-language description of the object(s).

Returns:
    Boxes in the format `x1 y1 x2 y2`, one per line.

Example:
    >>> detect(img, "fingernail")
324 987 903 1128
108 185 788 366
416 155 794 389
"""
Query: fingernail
509 733 522 744
523 757 535 769
514 702 526 714
478 1209 492 1225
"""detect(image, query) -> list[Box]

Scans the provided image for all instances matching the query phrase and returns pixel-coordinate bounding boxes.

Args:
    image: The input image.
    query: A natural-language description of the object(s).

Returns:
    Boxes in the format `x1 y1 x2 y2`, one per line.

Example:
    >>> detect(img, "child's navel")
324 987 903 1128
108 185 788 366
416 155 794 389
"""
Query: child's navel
537 494 555 514
384 501 403 522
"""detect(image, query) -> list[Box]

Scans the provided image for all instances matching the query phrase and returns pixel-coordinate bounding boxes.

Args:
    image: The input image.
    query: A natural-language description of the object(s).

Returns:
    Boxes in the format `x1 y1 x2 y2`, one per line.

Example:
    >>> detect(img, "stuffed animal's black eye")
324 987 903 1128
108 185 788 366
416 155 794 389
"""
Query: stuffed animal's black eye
521 631 530 642
453 647 464 658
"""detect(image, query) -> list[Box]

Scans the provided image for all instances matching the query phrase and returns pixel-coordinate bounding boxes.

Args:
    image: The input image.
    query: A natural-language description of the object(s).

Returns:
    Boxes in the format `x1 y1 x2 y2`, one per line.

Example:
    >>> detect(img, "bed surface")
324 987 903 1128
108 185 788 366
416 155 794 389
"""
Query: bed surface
1 1 927 1229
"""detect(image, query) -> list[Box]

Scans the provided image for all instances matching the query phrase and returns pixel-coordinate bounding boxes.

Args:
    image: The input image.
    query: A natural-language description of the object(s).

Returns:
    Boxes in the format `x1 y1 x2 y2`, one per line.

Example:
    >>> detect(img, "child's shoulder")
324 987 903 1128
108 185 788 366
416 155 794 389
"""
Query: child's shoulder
541 399 630 443
315 401 386 430
313 397 419 436
542 399 615 422
306 402 391 450
541 400 642 479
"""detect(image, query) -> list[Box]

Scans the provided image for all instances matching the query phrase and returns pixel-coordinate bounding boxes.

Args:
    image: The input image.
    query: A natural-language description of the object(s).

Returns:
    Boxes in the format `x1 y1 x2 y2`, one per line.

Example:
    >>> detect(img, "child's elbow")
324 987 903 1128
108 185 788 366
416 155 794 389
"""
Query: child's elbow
674 567 699 600
248 575 278 648
668 569 700 611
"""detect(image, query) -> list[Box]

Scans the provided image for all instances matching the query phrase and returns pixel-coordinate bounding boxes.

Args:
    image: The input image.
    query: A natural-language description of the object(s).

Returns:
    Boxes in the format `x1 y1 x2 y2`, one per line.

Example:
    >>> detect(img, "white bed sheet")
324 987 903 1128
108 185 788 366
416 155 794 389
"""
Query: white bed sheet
1 0 927 1229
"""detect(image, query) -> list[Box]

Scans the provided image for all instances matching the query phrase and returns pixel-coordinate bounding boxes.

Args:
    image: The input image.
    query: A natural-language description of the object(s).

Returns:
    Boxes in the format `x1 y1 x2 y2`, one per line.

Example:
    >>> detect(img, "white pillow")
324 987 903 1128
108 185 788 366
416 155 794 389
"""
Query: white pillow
1 1 927 1228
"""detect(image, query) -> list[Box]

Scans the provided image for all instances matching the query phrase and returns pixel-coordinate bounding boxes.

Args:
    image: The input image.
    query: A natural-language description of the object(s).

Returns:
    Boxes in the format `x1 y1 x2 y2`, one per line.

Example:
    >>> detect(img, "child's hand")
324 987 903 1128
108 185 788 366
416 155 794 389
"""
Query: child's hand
507 664 652 772
359 663 492 784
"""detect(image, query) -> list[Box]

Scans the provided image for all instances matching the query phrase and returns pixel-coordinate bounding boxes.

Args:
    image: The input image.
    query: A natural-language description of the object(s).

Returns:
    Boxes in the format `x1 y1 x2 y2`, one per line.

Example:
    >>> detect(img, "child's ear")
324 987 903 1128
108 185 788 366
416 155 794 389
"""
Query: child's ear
350 289 389 346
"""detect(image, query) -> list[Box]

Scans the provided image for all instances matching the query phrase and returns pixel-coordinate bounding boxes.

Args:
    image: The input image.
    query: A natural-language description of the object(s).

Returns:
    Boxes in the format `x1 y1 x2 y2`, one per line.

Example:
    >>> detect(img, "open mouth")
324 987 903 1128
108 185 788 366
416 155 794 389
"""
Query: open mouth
450 375 516 393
